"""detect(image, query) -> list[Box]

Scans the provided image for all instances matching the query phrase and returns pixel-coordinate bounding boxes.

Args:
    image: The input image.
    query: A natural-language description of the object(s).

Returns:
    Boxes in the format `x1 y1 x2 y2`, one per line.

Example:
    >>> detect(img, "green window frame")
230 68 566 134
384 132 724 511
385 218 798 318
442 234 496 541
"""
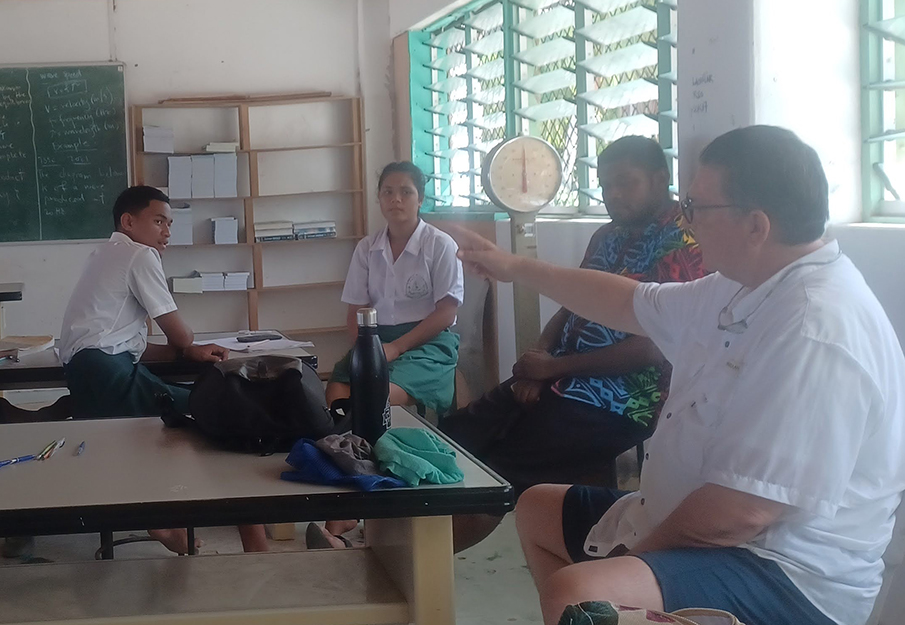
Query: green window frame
408 0 677 214
862 0 905 220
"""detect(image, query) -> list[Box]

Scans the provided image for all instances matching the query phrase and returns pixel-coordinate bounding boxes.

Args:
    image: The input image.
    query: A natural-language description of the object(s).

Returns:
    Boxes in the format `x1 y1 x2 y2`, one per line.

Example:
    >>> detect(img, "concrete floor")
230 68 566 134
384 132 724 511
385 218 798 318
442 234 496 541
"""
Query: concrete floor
1 515 542 624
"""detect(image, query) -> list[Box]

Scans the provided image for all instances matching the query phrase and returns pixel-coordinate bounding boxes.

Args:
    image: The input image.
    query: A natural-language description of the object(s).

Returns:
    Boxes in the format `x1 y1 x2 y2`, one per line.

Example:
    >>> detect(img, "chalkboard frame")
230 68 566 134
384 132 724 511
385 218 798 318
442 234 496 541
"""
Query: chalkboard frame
0 62 128 244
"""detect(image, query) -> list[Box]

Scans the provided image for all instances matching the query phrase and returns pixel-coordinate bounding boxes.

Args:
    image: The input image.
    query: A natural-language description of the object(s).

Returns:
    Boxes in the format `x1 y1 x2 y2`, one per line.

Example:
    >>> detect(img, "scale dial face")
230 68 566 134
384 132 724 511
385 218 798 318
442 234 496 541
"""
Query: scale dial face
482 136 564 213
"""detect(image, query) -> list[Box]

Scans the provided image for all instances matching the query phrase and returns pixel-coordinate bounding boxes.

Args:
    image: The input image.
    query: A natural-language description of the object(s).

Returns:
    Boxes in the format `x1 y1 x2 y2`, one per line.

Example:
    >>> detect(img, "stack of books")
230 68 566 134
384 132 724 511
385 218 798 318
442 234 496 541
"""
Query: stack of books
224 272 250 291
143 126 175 153
200 272 226 291
254 221 295 242
169 207 193 246
170 272 203 294
167 154 237 199
293 221 337 240
211 217 239 244
204 142 239 153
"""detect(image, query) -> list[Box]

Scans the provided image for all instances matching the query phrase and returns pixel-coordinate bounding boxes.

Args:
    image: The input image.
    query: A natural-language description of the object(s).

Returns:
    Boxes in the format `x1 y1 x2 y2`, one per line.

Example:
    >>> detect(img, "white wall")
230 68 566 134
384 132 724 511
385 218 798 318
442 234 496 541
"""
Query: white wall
676 0 754 194
0 0 394 337
388 0 473 36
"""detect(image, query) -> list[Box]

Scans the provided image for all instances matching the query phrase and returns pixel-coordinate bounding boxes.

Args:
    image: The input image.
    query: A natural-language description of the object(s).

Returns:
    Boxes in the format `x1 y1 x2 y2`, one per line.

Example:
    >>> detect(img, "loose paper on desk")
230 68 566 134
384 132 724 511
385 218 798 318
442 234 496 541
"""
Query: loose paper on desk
0 335 54 360
194 337 314 352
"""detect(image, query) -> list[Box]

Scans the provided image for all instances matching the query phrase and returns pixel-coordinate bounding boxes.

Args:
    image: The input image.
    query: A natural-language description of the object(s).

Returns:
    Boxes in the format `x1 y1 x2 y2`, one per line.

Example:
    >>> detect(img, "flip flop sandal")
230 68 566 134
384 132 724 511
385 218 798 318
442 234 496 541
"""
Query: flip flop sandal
305 523 352 550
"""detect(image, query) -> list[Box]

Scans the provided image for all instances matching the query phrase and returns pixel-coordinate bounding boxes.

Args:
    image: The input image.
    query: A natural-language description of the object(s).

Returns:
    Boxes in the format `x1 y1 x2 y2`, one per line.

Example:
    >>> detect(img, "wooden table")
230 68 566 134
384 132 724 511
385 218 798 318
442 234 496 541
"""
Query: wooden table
0 331 317 391
0 407 513 625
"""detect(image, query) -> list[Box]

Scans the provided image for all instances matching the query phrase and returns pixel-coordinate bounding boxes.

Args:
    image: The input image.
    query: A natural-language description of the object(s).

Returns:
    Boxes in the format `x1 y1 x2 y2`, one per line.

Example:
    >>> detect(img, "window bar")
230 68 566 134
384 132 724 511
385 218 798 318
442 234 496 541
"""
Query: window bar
503 0 519 139
464 25 478 205
656 0 675 189
862 0 886 219
575 3 591 211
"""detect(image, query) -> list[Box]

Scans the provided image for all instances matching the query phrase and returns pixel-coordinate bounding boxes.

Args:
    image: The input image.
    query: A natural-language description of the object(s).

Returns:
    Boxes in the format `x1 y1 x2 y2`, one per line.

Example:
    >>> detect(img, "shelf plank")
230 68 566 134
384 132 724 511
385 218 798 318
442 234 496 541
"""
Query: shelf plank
142 142 361 156
139 95 359 109
251 189 363 199
256 281 345 293
167 243 252 249
256 235 362 247
172 289 250 295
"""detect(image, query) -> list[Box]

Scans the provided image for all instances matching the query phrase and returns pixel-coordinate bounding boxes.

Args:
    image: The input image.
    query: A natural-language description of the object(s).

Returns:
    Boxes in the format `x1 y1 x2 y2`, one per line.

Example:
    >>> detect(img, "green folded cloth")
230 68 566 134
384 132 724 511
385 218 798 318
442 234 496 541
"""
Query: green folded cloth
373 428 464 487
557 602 618 625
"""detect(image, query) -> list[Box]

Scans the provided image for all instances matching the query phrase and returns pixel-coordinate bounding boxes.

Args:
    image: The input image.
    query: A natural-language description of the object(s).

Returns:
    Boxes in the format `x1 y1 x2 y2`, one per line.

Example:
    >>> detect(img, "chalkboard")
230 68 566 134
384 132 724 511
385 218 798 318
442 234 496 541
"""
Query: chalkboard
0 64 127 242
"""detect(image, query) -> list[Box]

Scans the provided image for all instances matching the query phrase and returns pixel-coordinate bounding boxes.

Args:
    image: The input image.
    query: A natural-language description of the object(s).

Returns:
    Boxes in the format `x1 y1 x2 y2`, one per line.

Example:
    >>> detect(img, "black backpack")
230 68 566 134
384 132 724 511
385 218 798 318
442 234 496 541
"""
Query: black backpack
162 355 349 453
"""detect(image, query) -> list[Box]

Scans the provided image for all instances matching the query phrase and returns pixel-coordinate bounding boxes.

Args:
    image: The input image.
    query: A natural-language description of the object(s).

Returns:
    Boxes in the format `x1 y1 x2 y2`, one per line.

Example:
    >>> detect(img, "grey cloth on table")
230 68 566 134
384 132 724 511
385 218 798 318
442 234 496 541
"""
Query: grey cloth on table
315 433 379 475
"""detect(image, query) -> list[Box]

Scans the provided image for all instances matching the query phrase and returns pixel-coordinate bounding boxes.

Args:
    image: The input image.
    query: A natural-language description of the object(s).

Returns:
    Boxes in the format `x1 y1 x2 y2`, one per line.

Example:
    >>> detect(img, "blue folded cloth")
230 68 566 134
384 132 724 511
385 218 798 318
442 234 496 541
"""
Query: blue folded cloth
373 428 464 487
281 439 406 491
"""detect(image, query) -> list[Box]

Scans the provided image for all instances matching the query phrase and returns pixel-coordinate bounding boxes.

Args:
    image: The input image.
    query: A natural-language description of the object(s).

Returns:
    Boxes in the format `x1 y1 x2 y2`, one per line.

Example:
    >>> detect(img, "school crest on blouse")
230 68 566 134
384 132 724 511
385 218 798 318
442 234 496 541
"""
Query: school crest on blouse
405 274 430 299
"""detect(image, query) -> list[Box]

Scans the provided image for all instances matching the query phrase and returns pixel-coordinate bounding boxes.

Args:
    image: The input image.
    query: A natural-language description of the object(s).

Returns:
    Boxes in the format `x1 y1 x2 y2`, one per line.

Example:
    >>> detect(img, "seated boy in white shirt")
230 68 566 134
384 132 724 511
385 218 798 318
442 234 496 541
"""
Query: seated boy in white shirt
59 185 267 554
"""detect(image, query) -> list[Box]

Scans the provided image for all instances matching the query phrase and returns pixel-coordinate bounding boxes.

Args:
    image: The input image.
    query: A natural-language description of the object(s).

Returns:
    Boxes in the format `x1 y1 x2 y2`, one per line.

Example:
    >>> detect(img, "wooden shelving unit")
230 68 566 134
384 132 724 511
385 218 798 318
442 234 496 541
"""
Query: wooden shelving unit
130 95 365 371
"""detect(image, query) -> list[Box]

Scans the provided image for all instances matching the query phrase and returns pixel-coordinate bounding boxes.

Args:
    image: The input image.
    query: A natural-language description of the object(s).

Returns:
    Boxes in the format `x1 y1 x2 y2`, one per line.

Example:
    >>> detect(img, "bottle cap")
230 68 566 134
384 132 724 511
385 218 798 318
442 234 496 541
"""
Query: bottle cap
357 308 378 327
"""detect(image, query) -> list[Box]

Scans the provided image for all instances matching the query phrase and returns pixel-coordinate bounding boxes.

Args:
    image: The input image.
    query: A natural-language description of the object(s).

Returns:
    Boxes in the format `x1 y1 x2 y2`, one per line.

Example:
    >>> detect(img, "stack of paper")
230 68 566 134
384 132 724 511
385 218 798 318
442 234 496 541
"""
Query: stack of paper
293 220 337 240
224 272 250 291
191 155 215 199
204 142 239 153
170 272 203 294
254 221 295 242
213 153 238 198
168 156 192 199
200 272 225 291
211 217 239 244
170 207 193 246
143 126 175 153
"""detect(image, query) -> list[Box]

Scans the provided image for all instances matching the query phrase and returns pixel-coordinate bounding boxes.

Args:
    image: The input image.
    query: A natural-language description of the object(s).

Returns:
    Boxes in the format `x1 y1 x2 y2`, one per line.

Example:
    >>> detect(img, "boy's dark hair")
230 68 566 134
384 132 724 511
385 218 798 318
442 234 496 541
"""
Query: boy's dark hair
699 125 828 245
379 162 427 201
597 135 669 176
112 186 169 230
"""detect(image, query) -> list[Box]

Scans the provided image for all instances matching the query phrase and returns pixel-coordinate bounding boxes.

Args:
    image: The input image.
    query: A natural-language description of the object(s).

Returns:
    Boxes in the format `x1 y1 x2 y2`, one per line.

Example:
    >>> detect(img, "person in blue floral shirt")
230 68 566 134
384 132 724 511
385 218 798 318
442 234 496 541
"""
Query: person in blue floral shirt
441 136 705 551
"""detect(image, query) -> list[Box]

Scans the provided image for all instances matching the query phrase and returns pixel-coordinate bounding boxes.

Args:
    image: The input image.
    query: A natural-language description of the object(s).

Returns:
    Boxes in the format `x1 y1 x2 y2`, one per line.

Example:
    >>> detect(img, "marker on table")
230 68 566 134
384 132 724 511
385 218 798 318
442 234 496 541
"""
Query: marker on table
41 438 65 461
76 441 85 456
36 439 58 460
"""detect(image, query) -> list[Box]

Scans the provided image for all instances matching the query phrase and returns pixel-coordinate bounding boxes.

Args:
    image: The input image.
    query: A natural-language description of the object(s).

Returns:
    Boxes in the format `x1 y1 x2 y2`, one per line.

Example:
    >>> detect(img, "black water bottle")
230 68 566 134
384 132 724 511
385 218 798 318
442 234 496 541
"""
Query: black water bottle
349 307 391 445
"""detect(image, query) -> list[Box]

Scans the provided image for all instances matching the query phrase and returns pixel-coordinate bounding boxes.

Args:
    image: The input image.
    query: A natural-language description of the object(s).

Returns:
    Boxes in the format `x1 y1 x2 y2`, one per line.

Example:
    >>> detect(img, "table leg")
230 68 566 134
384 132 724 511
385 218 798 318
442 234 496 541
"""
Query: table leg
100 531 114 560
186 527 196 555
367 516 455 625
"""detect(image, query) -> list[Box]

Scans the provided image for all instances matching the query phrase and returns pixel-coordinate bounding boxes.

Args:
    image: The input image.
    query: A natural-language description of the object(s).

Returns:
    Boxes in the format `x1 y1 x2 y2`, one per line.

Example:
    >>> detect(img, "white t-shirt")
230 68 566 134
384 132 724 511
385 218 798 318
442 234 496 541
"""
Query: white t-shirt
583 241 905 625
60 232 177 364
341 220 464 326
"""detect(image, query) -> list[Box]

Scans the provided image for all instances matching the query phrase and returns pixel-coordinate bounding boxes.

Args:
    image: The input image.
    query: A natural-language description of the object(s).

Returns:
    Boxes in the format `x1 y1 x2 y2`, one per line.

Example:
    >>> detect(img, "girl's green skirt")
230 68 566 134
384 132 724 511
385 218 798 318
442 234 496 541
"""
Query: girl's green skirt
330 322 459 415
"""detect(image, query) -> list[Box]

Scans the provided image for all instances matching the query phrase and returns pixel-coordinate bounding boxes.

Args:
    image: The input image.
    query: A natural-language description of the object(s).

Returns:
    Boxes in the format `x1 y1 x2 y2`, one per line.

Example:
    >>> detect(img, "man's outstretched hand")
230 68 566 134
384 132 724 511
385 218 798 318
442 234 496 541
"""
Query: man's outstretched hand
183 344 229 362
450 225 522 283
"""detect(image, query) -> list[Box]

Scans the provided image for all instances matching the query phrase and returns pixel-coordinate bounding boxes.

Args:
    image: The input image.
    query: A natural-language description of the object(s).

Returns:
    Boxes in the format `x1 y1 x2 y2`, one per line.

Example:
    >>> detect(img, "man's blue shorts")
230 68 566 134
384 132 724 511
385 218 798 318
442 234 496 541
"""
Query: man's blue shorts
561 485 838 625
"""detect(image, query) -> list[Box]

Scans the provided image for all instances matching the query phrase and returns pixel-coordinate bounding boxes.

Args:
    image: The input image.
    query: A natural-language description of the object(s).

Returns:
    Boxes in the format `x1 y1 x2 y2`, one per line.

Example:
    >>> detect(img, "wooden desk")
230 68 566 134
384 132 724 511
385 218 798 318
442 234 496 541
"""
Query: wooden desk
0 331 317 391
0 407 513 625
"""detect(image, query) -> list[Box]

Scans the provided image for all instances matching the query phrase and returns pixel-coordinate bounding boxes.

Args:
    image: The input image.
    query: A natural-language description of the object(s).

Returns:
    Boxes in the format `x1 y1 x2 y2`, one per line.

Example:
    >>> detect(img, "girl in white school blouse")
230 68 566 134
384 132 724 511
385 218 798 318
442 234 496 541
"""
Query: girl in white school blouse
325 161 464 416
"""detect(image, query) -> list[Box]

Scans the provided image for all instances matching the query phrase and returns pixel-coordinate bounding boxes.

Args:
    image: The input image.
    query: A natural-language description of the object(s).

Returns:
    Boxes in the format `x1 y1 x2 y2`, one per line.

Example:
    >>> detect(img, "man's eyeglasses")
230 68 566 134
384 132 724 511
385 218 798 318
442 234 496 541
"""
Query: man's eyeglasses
680 195 738 224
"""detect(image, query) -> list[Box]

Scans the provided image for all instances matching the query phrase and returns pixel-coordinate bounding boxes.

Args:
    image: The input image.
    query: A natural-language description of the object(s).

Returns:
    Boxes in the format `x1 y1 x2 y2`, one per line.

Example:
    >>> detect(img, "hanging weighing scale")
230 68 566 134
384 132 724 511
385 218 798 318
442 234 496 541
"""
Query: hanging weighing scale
482 136 564 356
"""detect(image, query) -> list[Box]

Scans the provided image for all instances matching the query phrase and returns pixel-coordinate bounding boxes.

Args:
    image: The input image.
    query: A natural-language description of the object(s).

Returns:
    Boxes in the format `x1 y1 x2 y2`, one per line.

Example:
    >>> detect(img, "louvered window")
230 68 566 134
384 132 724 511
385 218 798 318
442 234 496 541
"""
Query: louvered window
863 0 905 219
409 0 677 214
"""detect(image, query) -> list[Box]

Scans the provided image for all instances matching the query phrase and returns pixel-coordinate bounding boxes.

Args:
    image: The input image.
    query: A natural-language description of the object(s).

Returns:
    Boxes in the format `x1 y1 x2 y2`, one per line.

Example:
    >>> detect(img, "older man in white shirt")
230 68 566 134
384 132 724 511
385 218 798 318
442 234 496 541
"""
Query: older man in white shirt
453 126 905 625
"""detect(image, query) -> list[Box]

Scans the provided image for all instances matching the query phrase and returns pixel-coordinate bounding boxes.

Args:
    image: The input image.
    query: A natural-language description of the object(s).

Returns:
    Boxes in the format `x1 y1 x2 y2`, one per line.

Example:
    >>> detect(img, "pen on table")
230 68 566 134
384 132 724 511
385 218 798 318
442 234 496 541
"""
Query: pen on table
76 441 85 456
0 454 36 469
